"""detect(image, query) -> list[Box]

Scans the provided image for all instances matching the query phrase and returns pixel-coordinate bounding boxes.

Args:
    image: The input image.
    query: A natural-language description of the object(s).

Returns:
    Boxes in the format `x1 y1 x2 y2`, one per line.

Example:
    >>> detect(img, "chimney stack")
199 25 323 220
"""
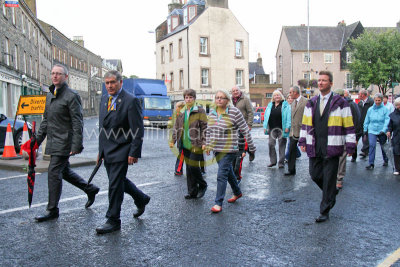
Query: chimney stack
257 53 262 67
169 0 183 14
206 0 229 9
73 36 84 47
24 0 37 16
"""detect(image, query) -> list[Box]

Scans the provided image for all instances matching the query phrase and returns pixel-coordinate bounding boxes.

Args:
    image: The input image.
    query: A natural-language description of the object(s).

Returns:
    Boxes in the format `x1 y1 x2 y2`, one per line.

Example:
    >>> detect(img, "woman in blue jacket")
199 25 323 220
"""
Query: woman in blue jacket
263 90 291 168
364 93 390 169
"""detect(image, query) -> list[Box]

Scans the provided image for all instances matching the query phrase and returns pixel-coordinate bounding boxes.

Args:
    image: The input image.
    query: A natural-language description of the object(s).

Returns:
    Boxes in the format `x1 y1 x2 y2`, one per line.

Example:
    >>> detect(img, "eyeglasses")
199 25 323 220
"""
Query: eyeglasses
51 72 65 76
215 97 228 100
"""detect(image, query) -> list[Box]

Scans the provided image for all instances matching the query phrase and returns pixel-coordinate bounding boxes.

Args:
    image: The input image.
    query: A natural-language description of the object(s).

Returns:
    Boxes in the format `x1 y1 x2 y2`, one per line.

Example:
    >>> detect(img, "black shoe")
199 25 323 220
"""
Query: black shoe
315 213 329 223
350 158 356 162
383 162 388 166
133 196 151 218
85 187 100 209
34 210 59 222
284 171 295 176
184 194 197 199
197 186 207 198
359 153 367 159
249 152 255 162
96 221 121 234
201 171 206 176
366 164 374 170
267 163 276 168
278 164 284 168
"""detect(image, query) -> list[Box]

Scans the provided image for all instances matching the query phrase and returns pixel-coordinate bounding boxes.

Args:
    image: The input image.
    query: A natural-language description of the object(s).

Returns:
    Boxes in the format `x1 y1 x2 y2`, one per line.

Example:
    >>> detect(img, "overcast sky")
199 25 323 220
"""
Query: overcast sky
36 0 400 81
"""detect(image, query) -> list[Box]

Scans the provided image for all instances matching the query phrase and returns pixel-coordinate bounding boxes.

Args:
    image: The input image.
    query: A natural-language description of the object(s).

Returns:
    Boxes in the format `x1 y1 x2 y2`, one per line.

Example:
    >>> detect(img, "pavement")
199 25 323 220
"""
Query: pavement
0 155 96 172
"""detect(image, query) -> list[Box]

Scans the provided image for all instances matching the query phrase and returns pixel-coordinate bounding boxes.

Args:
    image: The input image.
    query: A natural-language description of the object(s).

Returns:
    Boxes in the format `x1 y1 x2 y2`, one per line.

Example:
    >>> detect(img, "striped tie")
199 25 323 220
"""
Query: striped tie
107 96 114 111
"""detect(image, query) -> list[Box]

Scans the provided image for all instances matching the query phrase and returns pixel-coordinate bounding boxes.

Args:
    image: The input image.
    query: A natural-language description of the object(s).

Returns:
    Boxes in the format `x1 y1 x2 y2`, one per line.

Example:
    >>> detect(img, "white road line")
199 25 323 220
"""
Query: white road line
0 181 162 215
0 173 42 181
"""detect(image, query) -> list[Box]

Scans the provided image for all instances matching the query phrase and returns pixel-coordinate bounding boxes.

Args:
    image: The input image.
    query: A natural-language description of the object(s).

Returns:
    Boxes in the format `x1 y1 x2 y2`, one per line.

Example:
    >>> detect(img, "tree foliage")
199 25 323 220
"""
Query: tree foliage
122 75 139 79
348 30 400 95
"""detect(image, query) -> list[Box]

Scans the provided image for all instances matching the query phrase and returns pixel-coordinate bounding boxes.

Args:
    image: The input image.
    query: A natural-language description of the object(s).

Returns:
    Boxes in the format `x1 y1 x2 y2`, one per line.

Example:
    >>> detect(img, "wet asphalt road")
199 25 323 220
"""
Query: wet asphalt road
0 117 400 266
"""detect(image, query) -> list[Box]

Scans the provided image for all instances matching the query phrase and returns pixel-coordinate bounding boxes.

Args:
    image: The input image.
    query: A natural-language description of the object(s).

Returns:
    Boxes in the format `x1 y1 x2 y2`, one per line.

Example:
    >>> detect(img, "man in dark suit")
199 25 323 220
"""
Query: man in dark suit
96 70 150 234
285 85 307 175
355 89 374 160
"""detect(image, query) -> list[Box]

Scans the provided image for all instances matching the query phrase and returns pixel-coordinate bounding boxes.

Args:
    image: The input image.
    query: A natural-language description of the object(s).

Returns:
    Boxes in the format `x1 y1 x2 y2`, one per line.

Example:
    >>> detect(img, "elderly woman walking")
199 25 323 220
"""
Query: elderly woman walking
364 93 390 170
263 90 291 168
387 97 400 175
205 89 256 213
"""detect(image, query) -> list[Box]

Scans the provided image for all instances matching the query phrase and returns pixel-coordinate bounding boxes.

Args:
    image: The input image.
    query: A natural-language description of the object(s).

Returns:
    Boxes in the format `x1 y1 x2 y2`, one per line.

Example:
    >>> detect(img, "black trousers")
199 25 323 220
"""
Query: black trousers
287 137 299 173
47 155 98 211
104 161 149 222
309 156 339 215
182 148 207 197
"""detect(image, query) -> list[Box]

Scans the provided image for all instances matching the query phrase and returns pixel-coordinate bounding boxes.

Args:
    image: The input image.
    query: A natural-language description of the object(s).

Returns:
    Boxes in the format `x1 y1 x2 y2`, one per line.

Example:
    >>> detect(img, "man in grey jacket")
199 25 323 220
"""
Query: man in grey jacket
33 64 100 222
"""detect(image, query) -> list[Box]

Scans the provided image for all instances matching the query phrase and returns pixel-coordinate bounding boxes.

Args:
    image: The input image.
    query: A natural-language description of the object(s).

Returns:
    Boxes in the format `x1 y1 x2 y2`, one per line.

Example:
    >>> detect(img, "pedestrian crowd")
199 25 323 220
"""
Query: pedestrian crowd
27 66 399 234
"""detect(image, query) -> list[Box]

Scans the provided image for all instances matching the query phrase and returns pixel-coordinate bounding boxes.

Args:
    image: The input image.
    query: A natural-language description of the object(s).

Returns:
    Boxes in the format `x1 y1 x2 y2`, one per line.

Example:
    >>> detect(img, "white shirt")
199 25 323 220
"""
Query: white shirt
319 91 332 106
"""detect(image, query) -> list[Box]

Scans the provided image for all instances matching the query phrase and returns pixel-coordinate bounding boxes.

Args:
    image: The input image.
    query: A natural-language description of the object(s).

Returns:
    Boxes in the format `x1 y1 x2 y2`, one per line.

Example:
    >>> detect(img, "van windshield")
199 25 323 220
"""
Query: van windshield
143 97 171 110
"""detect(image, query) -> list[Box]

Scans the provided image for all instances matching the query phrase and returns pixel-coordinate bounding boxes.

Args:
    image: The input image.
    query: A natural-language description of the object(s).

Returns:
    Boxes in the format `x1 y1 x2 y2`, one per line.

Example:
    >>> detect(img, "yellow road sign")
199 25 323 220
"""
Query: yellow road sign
17 95 46 115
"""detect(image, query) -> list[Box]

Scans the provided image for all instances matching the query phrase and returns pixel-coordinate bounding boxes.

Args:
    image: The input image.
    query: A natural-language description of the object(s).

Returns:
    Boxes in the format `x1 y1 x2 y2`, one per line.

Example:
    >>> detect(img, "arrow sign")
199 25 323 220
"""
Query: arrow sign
21 103 29 109
17 95 46 115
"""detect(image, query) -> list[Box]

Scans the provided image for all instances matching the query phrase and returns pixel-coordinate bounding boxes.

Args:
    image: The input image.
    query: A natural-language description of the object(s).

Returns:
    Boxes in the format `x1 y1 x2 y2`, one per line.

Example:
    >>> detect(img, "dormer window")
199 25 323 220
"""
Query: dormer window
183 8 188 25
167 17 171 34
188 5 196 22
171 15 179 31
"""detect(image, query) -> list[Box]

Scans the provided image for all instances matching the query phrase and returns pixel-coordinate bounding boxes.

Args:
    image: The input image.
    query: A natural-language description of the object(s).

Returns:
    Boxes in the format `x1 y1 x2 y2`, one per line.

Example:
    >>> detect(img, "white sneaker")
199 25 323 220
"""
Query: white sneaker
393 171 399 175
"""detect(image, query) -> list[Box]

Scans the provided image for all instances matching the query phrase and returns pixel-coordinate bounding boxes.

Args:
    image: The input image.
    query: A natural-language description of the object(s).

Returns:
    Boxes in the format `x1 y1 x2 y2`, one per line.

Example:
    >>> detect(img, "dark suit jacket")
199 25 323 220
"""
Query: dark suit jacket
357 96 374 137
99 89 144 163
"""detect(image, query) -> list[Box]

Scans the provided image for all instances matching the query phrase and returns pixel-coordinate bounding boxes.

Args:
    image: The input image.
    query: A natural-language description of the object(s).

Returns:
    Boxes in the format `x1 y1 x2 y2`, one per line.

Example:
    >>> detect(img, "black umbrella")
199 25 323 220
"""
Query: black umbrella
86 158 103 188
21 121 38 207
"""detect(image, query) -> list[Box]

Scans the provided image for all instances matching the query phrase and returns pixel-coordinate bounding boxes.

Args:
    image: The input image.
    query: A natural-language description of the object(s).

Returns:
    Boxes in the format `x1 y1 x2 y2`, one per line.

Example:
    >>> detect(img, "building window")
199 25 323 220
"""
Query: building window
171 16 179 30
235 40 243 57
28 21 31 39
346 52 352 63
23 51 27 73
161 46 165 64
169 43 173 62
303 52 311 63
70 56 73 67
201 68 209 87
53 46 56 60
2 3 6 16
21 14 25 34
14 45 18 70
179 70 184 89
183 8 188 25
266 93 272 98
58 49 61 61
5 38 10 66
188 6 196 21
35 59 38 79
324 53 333 63
179 38 183 58
29 55 33 76
303 72 311 80
170 72 174 90
63 52 66 64
346 73 353 89
200 37 208 55
11 7 15 25
236 69 243 86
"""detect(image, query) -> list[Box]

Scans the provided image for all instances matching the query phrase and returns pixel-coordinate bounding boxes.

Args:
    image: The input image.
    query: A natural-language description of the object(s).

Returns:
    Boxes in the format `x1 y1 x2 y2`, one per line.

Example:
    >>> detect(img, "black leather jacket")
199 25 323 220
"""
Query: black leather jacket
37 83 84 156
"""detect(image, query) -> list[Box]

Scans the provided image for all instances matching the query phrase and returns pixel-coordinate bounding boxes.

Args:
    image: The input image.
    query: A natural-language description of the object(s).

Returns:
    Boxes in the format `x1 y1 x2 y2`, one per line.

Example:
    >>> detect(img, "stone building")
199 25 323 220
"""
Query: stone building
102 59 123 77
0 0 51 117
39 22 103 116
249 53 281 107
155 0 249 107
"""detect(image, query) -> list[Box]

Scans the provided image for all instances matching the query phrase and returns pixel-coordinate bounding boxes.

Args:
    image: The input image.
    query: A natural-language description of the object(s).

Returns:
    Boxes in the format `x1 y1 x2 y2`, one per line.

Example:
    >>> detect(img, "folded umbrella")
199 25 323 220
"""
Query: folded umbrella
21 121 38 208
382 136 395 172
86 158 102 188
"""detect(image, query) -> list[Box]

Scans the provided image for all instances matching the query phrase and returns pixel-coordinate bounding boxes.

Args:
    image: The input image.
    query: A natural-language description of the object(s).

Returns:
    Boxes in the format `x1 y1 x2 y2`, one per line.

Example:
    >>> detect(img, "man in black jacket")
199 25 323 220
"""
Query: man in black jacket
34 64 100 222
355 89 374 161
96 70 150 234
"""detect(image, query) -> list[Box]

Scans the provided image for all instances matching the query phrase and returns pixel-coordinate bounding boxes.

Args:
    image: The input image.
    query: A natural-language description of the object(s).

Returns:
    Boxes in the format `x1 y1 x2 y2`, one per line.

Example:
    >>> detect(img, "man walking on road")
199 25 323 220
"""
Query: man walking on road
34 64 100 222
299 71 356 223
285 86 307 176
356 89 374 160
96 70 150 234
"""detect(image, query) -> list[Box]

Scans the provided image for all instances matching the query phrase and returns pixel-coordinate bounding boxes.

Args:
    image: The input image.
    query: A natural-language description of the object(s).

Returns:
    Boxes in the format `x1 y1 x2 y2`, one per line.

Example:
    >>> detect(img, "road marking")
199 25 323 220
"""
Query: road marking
0 181 162 215
0 173 42 181
378 247 400 267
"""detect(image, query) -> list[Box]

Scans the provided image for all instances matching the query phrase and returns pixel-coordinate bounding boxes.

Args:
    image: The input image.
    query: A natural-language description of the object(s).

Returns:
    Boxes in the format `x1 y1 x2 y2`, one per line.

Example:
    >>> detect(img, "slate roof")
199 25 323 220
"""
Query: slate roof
183 0 205 7
249 62 265 76
283 21 362 51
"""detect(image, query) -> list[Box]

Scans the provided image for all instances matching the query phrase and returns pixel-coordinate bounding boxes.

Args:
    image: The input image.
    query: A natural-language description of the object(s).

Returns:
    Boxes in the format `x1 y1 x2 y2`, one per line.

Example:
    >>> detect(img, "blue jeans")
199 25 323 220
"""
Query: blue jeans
215 152 241 206
368 133 388 165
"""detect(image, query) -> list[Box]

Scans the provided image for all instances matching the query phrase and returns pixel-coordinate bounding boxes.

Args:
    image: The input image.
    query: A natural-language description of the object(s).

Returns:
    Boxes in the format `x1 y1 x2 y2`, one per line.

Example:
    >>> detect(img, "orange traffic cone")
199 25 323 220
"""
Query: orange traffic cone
1 123 20 160
20 122 30 156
